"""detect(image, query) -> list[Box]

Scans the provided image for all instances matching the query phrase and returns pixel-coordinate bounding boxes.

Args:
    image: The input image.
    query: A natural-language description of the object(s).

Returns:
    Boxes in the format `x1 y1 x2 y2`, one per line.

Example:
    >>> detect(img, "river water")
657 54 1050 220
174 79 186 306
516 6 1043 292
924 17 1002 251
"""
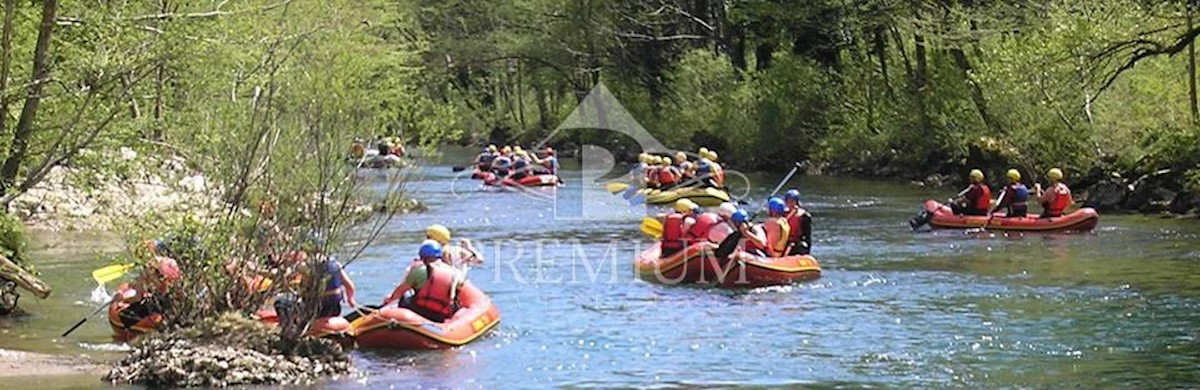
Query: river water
4 152 1200 388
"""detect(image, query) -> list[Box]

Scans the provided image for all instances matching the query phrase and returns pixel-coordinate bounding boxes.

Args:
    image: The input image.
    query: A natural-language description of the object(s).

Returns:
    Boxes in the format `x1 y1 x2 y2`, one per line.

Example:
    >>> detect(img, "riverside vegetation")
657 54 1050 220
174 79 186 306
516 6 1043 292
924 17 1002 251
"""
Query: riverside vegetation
2 0 1200 387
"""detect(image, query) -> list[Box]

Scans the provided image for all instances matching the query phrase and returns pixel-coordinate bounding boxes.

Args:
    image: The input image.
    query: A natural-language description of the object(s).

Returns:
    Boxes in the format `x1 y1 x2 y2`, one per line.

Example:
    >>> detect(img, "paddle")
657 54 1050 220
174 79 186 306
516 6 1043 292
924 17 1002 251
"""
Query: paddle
62 294 118 337
343 304 381 323
92 263 136 284
606 182 630 194
452 165 470 172
640 217 663 239
714 162 803 260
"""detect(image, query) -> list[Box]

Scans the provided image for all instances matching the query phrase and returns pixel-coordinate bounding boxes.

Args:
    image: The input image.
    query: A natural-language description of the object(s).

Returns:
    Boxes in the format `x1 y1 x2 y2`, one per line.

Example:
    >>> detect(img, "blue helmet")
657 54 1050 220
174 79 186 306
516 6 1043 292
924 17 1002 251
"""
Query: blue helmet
732 209 750 223
767 197 787 214
784 189 801 202
419 240 443 258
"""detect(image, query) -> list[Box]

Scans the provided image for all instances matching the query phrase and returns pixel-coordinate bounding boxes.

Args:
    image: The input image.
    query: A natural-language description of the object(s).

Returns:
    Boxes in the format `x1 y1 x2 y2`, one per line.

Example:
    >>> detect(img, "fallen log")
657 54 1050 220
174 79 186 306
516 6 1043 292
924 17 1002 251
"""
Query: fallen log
0 255 51 299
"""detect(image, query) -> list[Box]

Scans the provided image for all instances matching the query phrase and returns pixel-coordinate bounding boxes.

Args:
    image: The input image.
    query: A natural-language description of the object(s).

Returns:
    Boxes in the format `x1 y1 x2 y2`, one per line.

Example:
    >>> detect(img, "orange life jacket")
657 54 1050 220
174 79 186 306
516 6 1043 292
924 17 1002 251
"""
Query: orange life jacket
764 217 790 256
410 262 457 321
1048 183 1072 216
687 213 719 241
661 214 685 252
659 167 679 186
973 183 992 212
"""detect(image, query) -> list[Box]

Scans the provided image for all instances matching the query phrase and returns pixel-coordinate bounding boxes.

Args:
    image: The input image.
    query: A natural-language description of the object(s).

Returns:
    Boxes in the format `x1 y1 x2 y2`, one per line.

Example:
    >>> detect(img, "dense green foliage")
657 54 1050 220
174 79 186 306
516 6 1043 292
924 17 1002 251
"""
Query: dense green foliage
405 0 1200 189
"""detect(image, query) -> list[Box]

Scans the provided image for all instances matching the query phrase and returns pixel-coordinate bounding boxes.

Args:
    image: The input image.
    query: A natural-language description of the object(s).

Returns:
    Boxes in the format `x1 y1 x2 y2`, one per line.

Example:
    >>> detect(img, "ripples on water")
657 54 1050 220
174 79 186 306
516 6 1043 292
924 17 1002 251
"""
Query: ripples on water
4 158 1200 388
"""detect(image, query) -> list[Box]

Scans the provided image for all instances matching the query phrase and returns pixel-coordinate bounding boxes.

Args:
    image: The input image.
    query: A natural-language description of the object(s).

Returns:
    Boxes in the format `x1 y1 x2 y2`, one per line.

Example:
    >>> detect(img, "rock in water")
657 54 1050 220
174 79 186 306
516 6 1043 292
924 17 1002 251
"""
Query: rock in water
104 313 352 387
1084 179 1129 211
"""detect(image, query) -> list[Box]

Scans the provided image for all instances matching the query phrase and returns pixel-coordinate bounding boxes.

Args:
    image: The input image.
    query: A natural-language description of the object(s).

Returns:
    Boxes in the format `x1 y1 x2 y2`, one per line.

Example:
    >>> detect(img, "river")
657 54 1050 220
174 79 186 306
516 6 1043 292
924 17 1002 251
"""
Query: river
3 151 1200 388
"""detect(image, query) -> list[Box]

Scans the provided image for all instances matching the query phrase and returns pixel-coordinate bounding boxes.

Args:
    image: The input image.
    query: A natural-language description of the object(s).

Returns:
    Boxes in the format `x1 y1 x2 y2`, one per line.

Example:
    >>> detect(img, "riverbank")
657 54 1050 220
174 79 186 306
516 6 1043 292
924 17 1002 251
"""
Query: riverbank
0 348 105 378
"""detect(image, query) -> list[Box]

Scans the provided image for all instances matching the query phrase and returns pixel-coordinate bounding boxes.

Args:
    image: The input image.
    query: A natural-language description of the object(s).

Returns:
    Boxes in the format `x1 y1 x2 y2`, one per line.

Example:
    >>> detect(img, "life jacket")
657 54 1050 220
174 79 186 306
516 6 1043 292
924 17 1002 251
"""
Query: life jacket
687 212 719 241
513 159 529 171
1010 184 1029 206
973 183 992 212
659 166 679 186
492 156 511 169
711 163 725 187
661 214 686 252
1048 183 1072 216
764 217 790 256
322 260 343 298
541 157 557 172
645 166 660 184
786 209 807 244
410 261 457 321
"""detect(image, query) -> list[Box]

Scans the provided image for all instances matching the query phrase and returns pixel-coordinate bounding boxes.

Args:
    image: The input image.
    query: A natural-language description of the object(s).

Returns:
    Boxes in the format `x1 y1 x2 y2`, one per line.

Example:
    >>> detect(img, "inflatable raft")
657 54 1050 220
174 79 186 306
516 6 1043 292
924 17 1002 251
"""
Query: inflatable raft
254 306 353 343
642 187 730 207
349 280 500 350
477 171 560 187
919 199 1099 232
108 283 163 343
634 242 821 288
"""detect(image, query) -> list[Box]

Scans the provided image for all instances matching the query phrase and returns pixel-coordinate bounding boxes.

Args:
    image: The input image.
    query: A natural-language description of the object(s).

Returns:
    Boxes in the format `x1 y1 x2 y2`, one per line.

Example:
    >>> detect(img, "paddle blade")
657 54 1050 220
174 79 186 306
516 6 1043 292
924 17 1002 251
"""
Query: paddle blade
92 263 135 284
640 218 663 239
606 182 630 194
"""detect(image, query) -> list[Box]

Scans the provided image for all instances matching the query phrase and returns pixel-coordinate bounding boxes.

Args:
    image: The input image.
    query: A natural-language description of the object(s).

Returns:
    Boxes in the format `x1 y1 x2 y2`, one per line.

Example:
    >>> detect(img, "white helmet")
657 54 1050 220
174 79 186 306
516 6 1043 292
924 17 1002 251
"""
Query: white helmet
717 202 737 219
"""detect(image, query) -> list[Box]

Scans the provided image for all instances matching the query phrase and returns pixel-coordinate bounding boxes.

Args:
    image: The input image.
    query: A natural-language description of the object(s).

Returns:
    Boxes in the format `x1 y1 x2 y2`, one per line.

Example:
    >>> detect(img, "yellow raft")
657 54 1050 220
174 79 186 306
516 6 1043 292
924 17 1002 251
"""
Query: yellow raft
641 187 731 207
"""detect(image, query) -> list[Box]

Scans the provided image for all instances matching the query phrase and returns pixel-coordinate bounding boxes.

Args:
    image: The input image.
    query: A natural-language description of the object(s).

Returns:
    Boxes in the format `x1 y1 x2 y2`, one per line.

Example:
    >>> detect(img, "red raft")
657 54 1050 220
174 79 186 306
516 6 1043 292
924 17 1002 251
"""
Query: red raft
921 199 1099 232
634 242 821 288
475 171 560 187
254 306 353 344
108 283 163 343
348 280 500 350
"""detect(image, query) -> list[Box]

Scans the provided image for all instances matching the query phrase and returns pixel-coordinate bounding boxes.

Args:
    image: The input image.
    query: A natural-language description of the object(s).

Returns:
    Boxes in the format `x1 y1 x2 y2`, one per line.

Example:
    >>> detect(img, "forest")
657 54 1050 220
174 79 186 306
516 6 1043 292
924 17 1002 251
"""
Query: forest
1 0 1199 216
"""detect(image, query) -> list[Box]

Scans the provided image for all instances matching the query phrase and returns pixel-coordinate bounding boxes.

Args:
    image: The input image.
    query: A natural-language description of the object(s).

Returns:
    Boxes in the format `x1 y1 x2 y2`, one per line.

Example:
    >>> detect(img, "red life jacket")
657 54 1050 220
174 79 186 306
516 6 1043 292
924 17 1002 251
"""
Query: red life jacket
687 212 719 241
659 167 679 186
661 214 685 252
973 183 992 212
712 163 725 186
1049 183 1072 216
410 262 457 321
645 166 660 183
786 209 806 244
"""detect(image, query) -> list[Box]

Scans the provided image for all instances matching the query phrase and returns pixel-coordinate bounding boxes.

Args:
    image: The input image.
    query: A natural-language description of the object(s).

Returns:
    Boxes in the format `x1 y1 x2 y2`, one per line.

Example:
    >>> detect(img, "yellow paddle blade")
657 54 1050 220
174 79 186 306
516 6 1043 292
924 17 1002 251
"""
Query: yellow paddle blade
606 182 630 194
640 217 663 239
92 263 136 284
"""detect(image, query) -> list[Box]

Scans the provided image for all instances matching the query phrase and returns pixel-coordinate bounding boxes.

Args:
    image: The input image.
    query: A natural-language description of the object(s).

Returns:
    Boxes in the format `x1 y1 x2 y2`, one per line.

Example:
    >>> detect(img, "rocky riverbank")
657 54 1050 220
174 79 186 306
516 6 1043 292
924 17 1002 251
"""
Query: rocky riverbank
104 313 353 387
6 148 219 232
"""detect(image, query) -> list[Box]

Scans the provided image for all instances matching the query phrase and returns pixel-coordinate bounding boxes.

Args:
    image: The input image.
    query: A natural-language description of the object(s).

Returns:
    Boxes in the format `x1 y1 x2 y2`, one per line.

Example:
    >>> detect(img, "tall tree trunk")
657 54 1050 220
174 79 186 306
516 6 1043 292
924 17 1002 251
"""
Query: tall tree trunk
1 0 58 194
755 42 775 71
873 26 892 97
0 0 14 139
950 47 1001 133
913 29 930 134
152 0 168 140
1189 3 1198 124
535 79 549 131
727 23 747 74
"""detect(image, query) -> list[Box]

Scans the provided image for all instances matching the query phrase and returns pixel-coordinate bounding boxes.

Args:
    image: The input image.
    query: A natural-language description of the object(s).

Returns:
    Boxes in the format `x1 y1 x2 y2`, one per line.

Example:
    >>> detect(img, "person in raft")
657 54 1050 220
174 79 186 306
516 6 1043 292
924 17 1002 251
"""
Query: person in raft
731 209 769 257
763 197 792 258
425 224 484 276
1036 168 1073 218
474 145 497 172
491 147 513 177
707 202 738 244
350 138 366 159
783 189 813 256
530 146 559 176
508 150 533 181
643 156 662 189
674 152 694 182
991 169 1030 218
661 199 721 258
949 169 991 216
656 156 682 189
381 242 463 323
316 254 360 317
116 256 181 328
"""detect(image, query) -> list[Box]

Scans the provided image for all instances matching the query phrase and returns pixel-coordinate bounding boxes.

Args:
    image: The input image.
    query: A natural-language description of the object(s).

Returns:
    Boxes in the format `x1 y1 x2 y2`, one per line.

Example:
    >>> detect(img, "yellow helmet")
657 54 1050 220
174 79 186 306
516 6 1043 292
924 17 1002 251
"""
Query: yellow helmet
1006 169 1021 181
653 156 664 165
699 147 709 156
969 169 984 182
675 151 687 163
1047 168 1064 181
707 150 719 162
425 224 451 245
513 146 524 154
488 144 498 152
673 199 699 213
501 146 512 154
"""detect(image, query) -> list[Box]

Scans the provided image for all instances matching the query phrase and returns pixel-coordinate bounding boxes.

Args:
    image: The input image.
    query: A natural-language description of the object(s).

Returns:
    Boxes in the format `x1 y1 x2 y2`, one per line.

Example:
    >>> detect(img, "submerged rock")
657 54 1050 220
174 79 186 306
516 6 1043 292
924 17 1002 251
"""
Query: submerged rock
104 313 352 387
1083 179 1129 211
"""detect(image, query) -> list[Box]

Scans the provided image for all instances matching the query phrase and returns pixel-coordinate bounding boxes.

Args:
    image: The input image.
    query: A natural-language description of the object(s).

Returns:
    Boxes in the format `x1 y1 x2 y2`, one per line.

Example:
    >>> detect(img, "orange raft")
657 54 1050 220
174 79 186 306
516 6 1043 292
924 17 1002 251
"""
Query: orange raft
634 242 821 288
253 307 353 344
348 280 500 350
921 199 1099 232
108 283 164 343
